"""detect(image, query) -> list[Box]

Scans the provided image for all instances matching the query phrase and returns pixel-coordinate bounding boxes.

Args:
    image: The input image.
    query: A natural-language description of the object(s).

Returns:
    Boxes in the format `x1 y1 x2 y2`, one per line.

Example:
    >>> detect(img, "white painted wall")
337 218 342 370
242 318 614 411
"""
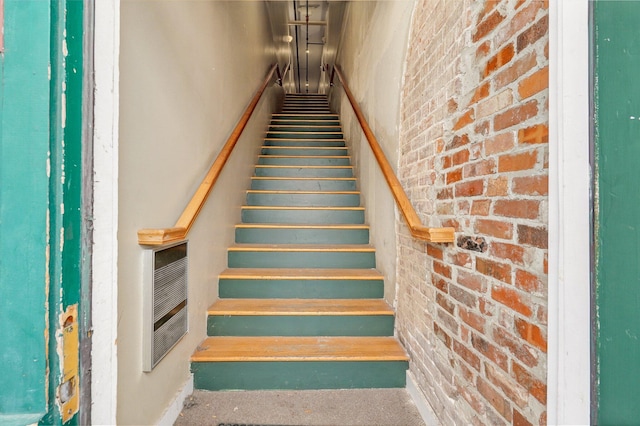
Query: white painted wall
329 0 415 304
547 0 592 423
117 2 280 424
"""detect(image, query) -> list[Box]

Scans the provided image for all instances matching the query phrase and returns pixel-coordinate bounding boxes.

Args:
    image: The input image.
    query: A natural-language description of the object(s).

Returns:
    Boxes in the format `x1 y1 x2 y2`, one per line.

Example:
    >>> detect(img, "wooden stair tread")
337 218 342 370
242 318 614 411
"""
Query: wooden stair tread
264 138 347 142
191 336 408 362
257 155 350 159
228 244 375 252
219 268 383 280
208 299 393 316
262 145 346 149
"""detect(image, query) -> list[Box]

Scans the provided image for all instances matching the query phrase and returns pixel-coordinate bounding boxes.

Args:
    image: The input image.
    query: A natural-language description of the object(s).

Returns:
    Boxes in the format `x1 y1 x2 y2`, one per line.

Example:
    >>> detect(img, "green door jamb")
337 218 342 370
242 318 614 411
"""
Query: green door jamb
41 0 88 424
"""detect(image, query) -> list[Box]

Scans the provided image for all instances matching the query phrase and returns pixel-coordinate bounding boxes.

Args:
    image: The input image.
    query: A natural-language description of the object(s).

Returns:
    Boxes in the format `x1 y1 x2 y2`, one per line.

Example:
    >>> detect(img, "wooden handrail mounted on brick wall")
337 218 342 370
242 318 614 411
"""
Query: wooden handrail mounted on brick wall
333 66 454 243
138 64 278 245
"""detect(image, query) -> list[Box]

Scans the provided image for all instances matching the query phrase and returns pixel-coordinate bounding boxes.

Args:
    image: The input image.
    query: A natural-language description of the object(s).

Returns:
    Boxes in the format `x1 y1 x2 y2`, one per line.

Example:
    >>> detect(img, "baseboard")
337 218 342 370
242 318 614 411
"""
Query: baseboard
156 374 194 426
406 371 440 426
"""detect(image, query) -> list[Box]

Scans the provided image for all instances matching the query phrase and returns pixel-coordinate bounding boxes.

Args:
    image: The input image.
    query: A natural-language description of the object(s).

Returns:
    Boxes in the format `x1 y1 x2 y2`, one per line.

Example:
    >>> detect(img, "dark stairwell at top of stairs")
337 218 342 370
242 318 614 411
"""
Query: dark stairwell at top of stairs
190 93 409 391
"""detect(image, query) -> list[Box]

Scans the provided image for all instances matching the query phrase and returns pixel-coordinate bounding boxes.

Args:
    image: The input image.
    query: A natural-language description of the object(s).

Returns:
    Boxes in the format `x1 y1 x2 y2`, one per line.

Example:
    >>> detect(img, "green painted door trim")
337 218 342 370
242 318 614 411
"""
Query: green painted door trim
41 0 87 424
593 1 640 424
0 0 87 424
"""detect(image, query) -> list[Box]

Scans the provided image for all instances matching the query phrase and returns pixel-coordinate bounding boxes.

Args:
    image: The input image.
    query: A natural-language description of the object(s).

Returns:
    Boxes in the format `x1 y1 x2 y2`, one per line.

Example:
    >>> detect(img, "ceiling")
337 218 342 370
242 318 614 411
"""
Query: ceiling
266 1 346 94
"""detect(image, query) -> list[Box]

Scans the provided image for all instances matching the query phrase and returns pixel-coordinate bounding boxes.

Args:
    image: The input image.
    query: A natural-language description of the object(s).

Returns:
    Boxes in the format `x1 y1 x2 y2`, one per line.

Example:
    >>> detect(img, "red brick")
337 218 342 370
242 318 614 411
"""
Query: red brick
477 89 514 119
495 1 544 47
447 134 470 150
485 362 527 407
493 328 539 367
437 187 453 200
485 44 515 77
437 292 456 315
475 120 490 135
471 199 491 216
454 109 475 130
442 155 452 169
451 252 472 268
433 275 448 293
450 283 477 308
471 81 490 103
459 307 486 333
434 322 452 348
515 269 544 294
539 411 547 426
498 150 538 172
434 260 452 278
494 99 539 131
517 15 549 53
473 335 509 372
453 339 481 371
427 244 444 260
514 317 547 352
476 218 513 239
494 199 540 219
537 305 548 326
458 200 471 215
477 377 513 422
513 174 548 195
457 269 486 292
464 158 496 178
492 286 532 317
518 66 548 99
474 10 505 42
487 176 509 196
490 242 525 265
518 224 548 249
479 297 495 316
485 132 515 155
495 52 538 89
438 308 459 334
446 168 463 184
519 123 549 144
456 179 484 197
477 257 512 284
453 149 470 165
512 361 547 403
448 98 458 113
514 409 533 426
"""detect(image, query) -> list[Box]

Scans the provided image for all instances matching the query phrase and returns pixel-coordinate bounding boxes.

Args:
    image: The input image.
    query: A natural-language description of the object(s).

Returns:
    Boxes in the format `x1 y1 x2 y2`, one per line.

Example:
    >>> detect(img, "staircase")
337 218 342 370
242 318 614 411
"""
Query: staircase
190 93 409 391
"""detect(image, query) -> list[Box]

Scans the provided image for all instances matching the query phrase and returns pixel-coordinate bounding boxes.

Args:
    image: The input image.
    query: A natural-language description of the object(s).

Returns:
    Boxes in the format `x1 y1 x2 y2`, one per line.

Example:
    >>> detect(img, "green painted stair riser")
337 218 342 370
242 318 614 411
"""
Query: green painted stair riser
254 167 353 178
192 361 408 391
218 278 384 299
263 139 346 147
250 178 356 191
207 315 395 337
246 192 360 207
261 147 348 156
227 250 376 269
270 120 341 126
273 114 338 120
235 227 369 244
269 126 341 132
258 156 351 166
241 208 364 224
267 132 343 139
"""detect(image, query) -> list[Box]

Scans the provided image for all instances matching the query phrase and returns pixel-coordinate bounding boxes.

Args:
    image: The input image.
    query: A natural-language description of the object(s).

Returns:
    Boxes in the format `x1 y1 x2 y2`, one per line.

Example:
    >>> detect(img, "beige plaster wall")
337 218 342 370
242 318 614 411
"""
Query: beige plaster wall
118 1 280 423
329 0 415 304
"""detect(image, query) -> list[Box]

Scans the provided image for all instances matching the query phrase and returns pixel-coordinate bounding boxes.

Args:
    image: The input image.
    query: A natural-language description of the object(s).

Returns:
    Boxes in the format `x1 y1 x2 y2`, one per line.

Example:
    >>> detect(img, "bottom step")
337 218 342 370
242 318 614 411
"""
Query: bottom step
191 336 408 390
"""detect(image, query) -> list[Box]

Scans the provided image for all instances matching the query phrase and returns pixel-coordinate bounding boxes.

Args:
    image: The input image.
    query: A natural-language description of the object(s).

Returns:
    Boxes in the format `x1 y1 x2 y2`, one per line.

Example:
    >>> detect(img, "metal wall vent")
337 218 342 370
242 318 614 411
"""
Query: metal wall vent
143 241 188 372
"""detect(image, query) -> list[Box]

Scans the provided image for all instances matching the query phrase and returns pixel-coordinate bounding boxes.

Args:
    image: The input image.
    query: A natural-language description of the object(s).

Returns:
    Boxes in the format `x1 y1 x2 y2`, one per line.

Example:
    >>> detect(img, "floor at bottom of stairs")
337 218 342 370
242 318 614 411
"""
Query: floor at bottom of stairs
174 388 426 426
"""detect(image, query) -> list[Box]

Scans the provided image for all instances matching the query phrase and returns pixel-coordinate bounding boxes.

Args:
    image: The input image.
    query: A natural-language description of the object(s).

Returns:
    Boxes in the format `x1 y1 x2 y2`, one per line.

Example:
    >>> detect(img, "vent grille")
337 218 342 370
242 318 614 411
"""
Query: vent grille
143 241 188 371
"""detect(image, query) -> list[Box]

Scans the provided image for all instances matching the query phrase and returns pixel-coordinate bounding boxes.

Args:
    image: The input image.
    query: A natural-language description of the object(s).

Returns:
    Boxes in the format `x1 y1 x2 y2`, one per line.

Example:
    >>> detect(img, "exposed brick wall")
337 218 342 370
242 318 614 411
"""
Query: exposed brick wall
396 1 548 424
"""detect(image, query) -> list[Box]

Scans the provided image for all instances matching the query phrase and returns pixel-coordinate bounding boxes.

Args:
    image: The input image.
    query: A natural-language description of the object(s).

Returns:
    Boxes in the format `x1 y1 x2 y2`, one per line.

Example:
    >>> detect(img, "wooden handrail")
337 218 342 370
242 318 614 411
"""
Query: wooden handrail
138 64 279 245
332 66 454 243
